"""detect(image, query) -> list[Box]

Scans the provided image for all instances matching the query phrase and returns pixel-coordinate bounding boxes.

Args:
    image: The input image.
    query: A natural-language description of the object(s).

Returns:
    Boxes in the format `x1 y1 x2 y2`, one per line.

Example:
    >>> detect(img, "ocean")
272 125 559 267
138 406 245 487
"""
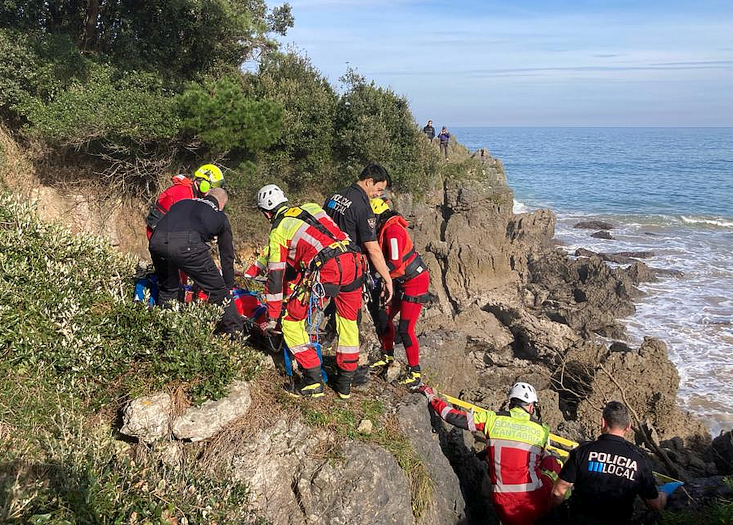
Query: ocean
453 127 733 437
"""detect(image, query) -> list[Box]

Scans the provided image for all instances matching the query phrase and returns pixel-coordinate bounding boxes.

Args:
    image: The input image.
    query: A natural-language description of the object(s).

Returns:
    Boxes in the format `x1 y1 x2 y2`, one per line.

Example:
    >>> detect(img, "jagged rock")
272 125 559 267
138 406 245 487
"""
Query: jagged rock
453 306 514 351
575 338 709 443
590 230 614 240
664 475 733 511
484 302 580 364
626 261 657 283
398 395 467 525
232 419 414 525
574 220 614 230
418 331 477 394
120 392 172 444
386 360 403 383
712 430 733 474
528 250 637 335
172 380 251 442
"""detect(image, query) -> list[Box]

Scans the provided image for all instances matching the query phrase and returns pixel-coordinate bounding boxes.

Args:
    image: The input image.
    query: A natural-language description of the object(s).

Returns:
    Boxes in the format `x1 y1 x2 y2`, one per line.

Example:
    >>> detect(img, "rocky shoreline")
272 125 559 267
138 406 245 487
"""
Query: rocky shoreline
117 149 732 524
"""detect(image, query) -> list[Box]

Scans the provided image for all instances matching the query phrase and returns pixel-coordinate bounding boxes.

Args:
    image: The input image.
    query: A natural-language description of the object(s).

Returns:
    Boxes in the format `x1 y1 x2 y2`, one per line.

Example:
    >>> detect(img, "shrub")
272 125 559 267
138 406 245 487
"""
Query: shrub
21 63 182 148
334 69 441 195
178 74 283 155
0 193 261 403
244 51 339 190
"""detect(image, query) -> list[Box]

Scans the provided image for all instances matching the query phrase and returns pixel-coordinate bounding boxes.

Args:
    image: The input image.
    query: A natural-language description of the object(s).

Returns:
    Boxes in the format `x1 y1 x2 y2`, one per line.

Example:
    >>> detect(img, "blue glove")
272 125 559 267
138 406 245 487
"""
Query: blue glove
659 481 684 495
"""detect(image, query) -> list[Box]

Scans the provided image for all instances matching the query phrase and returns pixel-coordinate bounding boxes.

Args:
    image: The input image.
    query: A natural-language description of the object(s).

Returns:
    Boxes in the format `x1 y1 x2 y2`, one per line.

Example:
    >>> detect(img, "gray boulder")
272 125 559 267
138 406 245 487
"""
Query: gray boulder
712 430 733 474
231 418 415 525
120 392 172 444
172 380 252 442
574 220 614 230
398 394 467 525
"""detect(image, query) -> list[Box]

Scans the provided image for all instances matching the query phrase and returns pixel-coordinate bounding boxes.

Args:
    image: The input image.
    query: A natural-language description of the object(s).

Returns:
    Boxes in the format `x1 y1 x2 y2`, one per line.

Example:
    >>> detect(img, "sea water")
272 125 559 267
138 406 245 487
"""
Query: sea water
453 127 733 437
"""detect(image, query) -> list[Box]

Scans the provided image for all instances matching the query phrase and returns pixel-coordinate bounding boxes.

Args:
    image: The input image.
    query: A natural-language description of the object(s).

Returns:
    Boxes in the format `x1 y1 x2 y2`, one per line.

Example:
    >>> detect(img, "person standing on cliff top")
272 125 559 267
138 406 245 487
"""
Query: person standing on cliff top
419 382 562 525
545 401 682 525
422 120 435 140
438 126 451 160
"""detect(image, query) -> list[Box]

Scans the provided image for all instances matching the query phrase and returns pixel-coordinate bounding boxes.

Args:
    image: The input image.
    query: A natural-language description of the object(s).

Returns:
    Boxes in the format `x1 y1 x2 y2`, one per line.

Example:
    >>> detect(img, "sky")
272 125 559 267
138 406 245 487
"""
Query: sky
279 0 733 127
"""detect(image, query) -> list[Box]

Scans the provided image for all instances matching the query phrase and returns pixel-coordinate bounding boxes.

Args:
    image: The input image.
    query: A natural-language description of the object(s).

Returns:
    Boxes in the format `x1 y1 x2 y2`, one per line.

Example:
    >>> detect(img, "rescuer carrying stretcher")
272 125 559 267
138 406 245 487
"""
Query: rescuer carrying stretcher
256 184 365 399
419 381 562 525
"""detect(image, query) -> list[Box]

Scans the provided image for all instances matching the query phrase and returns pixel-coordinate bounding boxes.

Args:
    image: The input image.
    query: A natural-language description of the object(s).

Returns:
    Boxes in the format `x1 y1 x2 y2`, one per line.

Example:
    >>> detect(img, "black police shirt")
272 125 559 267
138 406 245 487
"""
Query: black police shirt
324 183 377 247
559 434 659 525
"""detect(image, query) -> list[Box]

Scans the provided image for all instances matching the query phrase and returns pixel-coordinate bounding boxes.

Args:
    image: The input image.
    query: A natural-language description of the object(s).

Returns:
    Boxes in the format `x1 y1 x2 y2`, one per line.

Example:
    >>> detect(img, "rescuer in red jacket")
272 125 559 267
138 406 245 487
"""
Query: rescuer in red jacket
419 382 562 525
368 197 430 389
145 164 225 239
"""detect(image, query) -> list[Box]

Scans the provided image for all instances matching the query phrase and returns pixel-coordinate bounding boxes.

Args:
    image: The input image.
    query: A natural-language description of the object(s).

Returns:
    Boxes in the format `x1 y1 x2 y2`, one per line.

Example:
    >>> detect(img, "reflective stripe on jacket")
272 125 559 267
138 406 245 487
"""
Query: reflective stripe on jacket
431 399 550 495
377 214 418 280
264 203 349 319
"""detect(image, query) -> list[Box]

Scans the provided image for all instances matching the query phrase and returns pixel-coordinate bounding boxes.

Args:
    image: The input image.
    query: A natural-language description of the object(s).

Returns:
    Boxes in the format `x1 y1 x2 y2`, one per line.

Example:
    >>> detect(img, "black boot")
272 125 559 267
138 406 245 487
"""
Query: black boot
287 366 325 398
335 369 356 400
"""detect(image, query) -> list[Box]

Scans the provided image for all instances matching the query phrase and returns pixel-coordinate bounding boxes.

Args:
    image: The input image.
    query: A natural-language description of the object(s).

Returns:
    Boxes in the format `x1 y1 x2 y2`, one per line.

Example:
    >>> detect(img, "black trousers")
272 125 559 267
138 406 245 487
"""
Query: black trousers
149 231 243 334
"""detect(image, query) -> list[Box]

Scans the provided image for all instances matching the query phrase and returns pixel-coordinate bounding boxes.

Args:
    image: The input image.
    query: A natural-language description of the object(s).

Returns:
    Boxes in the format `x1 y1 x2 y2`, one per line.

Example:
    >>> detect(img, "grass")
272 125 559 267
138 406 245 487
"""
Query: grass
0 192 268 523
658 500 733 524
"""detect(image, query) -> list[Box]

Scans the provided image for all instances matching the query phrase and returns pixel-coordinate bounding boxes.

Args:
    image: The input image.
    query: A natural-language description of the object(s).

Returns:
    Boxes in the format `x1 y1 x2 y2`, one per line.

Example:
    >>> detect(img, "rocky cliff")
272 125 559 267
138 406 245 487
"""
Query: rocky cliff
11 136 730 523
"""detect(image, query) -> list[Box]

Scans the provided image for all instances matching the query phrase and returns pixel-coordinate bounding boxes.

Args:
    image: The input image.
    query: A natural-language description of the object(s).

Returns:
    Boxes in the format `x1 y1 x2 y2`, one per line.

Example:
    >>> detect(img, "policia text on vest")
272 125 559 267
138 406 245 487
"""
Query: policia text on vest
586 451 638 481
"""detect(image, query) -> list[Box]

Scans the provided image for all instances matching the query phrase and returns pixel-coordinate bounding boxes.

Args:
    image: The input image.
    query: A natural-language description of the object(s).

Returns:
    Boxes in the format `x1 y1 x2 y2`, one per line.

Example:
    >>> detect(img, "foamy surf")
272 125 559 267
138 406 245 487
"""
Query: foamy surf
680 215 733 228
512 199 529 214
554 212 733 436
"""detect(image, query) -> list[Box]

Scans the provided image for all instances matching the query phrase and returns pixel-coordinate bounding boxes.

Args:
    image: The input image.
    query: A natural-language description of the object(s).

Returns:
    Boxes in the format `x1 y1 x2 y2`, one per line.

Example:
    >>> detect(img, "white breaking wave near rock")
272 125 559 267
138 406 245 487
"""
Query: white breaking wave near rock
513 199 529 214
680 215 733 228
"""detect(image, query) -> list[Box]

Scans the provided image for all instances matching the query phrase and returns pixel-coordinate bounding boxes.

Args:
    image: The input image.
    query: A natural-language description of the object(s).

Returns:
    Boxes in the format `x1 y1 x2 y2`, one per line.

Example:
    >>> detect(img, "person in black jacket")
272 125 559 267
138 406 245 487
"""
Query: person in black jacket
422 120 435 140
148 187 243 334
546 401 681 525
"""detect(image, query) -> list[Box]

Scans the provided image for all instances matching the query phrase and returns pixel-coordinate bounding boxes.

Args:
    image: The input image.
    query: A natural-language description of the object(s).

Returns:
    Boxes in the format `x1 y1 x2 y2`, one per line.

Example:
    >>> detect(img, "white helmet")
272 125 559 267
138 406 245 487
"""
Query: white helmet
508 382 538 404
257 184 288 211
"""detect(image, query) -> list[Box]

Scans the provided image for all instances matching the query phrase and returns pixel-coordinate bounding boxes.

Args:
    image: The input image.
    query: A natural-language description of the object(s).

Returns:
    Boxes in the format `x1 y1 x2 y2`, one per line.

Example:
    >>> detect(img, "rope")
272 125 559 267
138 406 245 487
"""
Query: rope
306 273 326 344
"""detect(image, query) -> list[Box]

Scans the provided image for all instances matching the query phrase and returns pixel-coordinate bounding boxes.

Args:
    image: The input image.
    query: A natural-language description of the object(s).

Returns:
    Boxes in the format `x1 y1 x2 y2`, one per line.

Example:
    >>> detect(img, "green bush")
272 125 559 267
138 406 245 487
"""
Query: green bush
0 382 262 524
1 0 293 81
0 193 261 403
21 63 181 148
179 74 283 155
244 52 339 190
334 69 441 195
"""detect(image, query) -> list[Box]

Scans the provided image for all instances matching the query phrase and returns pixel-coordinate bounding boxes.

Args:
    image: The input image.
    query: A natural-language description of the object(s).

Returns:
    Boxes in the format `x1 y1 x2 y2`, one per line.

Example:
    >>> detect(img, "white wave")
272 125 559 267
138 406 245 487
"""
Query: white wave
513 199 529 214
680 215 733 228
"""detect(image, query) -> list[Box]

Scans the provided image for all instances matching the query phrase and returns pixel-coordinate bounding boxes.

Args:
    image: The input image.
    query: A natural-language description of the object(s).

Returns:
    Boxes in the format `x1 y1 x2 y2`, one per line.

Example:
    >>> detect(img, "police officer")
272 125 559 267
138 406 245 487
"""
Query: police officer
324 163 394 303
549 401 682 524
148 188 243 335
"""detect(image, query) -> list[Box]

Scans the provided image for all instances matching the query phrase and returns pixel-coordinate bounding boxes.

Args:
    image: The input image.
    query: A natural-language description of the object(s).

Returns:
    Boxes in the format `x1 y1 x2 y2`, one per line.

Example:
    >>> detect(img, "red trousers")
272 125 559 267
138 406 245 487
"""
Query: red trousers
283 253 363 372
493 455 562 525
379 271 430 368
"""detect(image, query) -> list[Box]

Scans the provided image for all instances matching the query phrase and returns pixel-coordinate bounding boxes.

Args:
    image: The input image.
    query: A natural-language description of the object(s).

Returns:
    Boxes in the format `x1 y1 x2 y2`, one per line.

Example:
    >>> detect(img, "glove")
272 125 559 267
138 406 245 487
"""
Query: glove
244 263 261 278
418 384 436 402
659 481 684 495
263 319 280 337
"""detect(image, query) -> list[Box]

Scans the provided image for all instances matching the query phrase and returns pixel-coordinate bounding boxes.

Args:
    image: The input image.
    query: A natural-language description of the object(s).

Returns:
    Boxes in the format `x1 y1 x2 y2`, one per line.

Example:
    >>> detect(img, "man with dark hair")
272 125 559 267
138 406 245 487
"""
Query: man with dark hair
549 401 682 524
148 188 243 335
324 164 394 302
422 119 435 140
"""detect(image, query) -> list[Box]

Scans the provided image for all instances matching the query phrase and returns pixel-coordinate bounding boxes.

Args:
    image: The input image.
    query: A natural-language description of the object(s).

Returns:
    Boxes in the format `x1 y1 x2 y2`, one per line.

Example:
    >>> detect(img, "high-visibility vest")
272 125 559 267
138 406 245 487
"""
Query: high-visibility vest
479 407 550 494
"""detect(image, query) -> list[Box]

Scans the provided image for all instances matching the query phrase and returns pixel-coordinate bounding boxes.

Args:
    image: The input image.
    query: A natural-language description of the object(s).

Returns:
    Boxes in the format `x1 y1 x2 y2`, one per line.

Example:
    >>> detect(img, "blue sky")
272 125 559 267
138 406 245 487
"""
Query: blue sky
280 0 733 126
